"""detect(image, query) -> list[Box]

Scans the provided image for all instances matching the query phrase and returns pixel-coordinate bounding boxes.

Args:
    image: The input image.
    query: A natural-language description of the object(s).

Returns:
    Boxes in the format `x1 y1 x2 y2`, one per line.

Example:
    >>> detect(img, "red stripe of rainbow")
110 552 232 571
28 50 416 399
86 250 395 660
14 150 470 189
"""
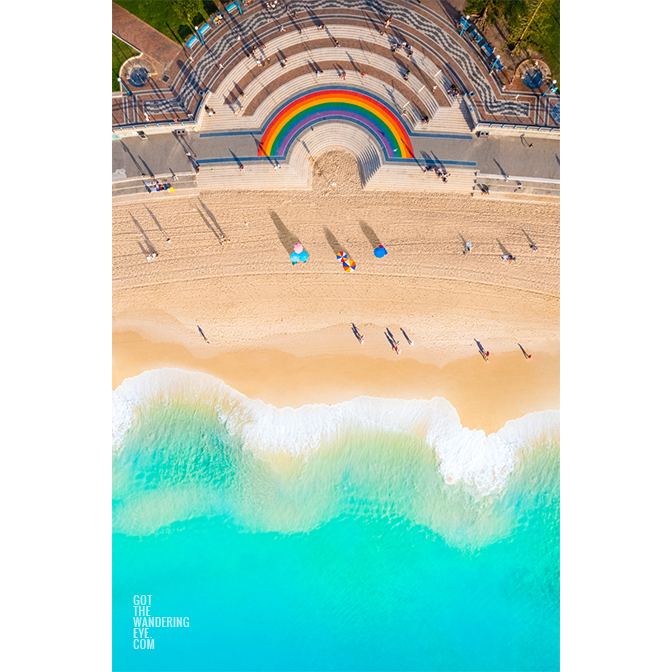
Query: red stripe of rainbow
258 89 414 159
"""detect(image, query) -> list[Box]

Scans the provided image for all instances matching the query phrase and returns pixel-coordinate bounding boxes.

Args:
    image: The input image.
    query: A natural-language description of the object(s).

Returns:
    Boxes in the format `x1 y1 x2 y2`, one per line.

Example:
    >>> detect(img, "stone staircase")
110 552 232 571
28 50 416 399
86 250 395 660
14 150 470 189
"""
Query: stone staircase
473 174 560 202
366 165 477 193
196 22 467 133
423 98 473 134
194 161 309 191
287 121 383 186
112 173 199 203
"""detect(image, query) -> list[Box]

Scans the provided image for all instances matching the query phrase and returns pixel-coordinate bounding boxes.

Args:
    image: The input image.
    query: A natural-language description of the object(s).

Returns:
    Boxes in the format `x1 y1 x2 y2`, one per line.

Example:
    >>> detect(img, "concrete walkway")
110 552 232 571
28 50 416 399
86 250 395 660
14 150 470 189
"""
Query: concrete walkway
112 128 559 182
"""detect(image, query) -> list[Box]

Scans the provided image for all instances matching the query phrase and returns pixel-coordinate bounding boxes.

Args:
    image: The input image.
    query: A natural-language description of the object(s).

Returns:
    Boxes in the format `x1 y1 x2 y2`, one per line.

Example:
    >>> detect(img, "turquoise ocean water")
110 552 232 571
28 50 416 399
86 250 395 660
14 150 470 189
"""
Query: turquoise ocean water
113 370 559 672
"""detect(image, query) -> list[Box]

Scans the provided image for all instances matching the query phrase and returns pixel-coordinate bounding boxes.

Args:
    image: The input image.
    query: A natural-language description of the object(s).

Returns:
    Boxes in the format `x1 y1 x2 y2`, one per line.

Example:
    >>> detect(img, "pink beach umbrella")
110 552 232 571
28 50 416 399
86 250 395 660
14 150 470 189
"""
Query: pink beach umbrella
294 243 304 253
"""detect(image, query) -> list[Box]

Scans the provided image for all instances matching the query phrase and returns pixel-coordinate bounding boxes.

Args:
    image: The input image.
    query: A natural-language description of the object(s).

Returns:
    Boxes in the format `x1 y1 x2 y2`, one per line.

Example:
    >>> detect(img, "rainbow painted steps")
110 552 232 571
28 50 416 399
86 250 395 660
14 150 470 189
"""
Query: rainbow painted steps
258 88 414 161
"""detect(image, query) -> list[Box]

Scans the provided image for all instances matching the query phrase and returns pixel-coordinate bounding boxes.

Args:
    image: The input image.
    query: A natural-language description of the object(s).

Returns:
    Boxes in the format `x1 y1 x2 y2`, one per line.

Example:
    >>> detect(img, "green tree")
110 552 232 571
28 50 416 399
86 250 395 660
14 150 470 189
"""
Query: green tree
174 0 199 27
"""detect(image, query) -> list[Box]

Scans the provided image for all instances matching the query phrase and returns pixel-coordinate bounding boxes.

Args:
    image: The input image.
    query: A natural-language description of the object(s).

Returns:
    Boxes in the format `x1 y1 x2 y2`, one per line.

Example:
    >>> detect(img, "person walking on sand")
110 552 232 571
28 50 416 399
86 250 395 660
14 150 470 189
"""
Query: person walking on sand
198 325 209 344
474 339 489 362
518 343 532 359
401 328 414 346
351 323 365 344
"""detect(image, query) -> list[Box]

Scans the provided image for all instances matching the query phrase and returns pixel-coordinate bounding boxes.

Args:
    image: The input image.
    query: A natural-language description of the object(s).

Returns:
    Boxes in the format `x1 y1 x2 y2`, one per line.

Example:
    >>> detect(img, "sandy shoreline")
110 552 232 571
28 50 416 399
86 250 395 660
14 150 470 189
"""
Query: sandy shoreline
113 152 559 434
113 330 558 435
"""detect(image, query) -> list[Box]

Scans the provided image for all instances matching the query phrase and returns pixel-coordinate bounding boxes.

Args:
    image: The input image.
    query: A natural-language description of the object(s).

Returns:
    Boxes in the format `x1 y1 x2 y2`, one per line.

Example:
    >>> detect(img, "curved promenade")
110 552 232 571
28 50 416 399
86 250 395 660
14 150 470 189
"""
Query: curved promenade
112 0 559 201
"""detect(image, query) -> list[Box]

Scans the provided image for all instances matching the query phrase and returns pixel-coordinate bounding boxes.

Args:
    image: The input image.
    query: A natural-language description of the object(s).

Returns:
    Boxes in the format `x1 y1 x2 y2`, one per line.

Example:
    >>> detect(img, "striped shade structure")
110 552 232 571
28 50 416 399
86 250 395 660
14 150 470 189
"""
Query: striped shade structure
258 89 414 160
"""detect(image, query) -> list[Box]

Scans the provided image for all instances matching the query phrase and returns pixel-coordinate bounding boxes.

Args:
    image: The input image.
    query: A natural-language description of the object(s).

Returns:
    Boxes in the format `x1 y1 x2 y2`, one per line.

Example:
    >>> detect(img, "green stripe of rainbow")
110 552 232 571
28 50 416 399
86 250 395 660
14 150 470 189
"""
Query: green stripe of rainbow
258 89 414 160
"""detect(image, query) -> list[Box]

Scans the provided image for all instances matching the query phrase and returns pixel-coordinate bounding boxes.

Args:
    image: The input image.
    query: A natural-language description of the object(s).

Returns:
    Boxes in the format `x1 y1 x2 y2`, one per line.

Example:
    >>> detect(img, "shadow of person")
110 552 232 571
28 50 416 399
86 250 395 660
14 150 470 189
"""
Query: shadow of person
496 238 511 256
269 210 301 255
323 226 348 257
359 220 382 249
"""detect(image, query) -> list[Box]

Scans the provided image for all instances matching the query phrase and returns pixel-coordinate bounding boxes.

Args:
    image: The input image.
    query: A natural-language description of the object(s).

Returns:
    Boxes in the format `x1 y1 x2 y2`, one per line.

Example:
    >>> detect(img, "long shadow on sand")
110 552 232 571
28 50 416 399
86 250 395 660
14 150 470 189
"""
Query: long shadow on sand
269 210 301 255
130 213 157 255
323 226 349 257
359 220 382 249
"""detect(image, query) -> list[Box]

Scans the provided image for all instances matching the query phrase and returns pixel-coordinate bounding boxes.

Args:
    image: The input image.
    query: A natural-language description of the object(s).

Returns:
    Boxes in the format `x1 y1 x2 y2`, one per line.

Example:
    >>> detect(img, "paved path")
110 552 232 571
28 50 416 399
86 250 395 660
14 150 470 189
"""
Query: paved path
112 128 559 181
112 2 181 73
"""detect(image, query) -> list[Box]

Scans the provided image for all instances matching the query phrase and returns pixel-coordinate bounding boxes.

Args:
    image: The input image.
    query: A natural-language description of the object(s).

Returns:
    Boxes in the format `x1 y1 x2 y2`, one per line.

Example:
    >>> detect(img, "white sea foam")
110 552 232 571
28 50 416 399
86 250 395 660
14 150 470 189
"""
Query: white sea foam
112 369 559 495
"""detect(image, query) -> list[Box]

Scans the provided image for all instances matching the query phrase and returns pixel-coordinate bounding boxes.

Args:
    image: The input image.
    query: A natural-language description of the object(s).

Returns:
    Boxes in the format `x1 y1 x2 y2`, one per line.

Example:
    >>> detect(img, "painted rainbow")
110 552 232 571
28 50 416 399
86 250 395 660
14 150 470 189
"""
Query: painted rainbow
258 89 414 160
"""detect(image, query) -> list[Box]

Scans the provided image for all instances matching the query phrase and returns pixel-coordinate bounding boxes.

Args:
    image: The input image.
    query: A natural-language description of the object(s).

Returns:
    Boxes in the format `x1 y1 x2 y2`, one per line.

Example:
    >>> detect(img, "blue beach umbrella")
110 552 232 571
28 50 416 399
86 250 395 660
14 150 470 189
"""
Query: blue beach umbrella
299 250 309 262
374 245 387 258
290 252 300 264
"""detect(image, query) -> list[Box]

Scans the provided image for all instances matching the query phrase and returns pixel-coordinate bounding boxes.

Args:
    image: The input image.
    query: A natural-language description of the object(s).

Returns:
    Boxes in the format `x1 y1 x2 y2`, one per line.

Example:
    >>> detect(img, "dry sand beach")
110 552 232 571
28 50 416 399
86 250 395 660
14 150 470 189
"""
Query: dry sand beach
113 152 559 434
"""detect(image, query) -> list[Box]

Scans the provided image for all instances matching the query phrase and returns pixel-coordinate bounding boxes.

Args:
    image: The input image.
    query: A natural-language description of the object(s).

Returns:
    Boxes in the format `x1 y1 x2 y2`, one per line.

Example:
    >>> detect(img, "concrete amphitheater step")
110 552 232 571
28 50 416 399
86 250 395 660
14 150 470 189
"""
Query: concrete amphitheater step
366 167 477 193
199 53 435 133
288 122 384 186
112 174 199 202
196 23 463 133
473 176 560 201
195 163 309 191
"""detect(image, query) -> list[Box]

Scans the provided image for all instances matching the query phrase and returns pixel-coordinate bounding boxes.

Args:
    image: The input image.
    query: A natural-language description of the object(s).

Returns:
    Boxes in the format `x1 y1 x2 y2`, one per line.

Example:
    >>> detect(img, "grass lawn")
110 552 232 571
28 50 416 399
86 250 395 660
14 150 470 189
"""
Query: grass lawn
113 35 140 92
114 0 219 45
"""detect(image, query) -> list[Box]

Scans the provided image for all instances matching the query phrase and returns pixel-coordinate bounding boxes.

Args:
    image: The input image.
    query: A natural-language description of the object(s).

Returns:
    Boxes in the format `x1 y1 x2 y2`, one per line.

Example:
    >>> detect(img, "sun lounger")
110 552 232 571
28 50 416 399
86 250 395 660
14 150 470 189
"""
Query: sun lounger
483 43 495 58
197 23 211 38
225 1 242 15
185 35 198 49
